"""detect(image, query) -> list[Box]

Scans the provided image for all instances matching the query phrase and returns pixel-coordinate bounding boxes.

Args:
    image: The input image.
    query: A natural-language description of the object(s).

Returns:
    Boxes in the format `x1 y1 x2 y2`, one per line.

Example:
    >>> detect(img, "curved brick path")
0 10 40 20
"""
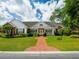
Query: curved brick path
26 36 59 51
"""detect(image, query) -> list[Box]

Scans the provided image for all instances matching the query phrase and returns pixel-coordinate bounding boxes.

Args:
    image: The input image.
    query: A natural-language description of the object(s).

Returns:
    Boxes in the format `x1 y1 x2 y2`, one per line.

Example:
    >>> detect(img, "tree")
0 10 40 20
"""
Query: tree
62 0 79 30
50 8 63 23
3 23 13 37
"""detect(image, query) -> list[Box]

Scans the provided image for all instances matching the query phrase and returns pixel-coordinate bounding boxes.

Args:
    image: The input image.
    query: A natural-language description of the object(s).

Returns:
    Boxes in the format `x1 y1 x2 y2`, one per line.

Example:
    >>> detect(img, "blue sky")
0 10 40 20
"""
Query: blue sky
0 0 64 24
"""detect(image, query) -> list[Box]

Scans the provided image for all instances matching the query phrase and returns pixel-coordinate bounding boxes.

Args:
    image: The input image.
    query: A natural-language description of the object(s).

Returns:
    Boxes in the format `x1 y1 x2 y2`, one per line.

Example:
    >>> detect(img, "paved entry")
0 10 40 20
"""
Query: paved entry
26 36 59 51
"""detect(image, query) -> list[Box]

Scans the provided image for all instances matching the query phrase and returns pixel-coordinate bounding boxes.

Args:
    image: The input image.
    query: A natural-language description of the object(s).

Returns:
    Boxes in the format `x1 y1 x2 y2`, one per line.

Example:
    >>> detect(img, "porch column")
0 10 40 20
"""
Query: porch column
24 29 27 34
52 29 55 35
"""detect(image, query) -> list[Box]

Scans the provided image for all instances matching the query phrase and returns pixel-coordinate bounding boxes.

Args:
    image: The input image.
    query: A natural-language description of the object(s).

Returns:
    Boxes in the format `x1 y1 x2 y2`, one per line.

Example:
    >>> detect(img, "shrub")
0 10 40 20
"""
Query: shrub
54 28 63 36
0 33 6 37
58 28 63 36
5 34 12 38
33 33 38 37
38 34 40 36
27 28 33 37
15 35 22 38
44 32 47 36
27 33 33 37
54 29 59 36
54 27 71 36
15 34 27 38
63 27 71 36
21 34 27 37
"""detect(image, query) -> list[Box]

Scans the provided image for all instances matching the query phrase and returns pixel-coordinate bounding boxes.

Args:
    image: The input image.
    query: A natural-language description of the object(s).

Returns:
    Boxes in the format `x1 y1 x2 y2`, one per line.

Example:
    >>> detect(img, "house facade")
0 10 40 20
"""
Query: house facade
23 21 63 36
3 20 27 35
3 20 63 36
11 20 27 35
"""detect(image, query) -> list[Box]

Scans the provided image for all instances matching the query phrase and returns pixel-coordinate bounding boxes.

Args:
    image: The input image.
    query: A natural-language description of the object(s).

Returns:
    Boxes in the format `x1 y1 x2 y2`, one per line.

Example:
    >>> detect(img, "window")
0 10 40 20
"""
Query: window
18 28 24 33
40 24 43 26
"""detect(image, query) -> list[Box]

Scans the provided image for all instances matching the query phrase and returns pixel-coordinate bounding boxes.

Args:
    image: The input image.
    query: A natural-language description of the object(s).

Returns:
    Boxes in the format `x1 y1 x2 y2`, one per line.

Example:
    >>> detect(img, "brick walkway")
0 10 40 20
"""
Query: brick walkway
26 36 59 51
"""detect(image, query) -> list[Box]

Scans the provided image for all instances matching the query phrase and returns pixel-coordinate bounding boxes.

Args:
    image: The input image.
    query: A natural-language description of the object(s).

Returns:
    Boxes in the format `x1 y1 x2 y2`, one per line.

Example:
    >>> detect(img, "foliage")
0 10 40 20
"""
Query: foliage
57 28 63 36
27 33 33 37
63 27 71 36
33 33 37 37
3 23 13 30
0 33 6 37
27 28 33 37
50 8 63 23
3 23 13 37
46 29 52 33
16 34 27 38
54 27 71 36
54 27 63 36
44 32 47 36
54 29 59 36
62 0 79 29
21 34 27 37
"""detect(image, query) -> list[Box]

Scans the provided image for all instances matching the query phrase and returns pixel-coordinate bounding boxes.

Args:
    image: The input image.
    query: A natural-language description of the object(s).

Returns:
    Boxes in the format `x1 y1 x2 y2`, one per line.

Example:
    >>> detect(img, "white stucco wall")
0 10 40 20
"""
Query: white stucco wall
32 22 56 36
10 20 27 34
32 22 52 29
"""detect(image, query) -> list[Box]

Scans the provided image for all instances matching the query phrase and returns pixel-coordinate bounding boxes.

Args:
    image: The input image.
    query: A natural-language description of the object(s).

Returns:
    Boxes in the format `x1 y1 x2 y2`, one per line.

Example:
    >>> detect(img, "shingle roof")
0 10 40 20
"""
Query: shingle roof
23 21 63 28
2 19 63 28
10 20 27 28
23 22 38 27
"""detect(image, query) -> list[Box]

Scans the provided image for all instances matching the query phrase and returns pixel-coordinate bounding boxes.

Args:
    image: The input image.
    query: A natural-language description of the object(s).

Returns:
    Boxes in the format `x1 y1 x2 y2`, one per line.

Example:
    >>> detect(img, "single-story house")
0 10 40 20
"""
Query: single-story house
2 20 63 36
23 21 63 36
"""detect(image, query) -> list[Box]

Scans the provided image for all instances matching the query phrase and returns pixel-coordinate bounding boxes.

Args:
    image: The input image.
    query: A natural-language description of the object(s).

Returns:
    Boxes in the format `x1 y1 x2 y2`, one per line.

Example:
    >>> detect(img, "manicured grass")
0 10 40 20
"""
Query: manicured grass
46 36 79 51
0 37 37 51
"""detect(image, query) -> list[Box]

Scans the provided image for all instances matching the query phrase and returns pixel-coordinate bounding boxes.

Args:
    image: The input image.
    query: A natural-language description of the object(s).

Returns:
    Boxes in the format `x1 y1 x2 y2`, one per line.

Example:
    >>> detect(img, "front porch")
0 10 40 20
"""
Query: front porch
31 28 54 36
37 28 45 35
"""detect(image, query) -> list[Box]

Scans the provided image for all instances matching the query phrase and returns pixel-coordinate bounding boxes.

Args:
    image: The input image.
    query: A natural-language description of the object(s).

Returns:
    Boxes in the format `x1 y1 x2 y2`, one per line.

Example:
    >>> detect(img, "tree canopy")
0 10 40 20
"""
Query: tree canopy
50 0 79 30
50 7 63 23
3 23 13 30
62 0 79 29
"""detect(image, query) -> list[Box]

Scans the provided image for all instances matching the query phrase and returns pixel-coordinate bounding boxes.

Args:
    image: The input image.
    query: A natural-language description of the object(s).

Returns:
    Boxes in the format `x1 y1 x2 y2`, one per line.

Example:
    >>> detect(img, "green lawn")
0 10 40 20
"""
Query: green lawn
46 36 79 51
0 37 36 51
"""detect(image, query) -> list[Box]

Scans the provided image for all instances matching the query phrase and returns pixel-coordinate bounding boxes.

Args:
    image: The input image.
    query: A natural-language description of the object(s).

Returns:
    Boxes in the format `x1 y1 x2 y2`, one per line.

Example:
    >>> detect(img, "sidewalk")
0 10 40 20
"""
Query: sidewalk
26 36 59 51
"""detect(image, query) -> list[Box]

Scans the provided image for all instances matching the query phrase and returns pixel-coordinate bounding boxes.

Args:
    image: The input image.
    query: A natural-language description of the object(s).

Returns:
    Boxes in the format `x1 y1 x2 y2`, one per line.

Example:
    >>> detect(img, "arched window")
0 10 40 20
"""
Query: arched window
40 24 43 26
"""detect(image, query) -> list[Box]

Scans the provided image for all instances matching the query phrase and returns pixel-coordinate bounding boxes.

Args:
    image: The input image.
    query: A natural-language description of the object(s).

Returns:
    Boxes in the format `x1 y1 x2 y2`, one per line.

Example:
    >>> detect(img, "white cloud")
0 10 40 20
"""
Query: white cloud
56 0 64 8
33 1 57 21
0 0 64 22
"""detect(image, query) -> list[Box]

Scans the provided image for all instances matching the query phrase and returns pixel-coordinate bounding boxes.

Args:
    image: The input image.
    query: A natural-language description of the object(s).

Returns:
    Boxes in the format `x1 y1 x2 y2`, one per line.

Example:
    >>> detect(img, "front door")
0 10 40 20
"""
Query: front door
38 28 45 35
